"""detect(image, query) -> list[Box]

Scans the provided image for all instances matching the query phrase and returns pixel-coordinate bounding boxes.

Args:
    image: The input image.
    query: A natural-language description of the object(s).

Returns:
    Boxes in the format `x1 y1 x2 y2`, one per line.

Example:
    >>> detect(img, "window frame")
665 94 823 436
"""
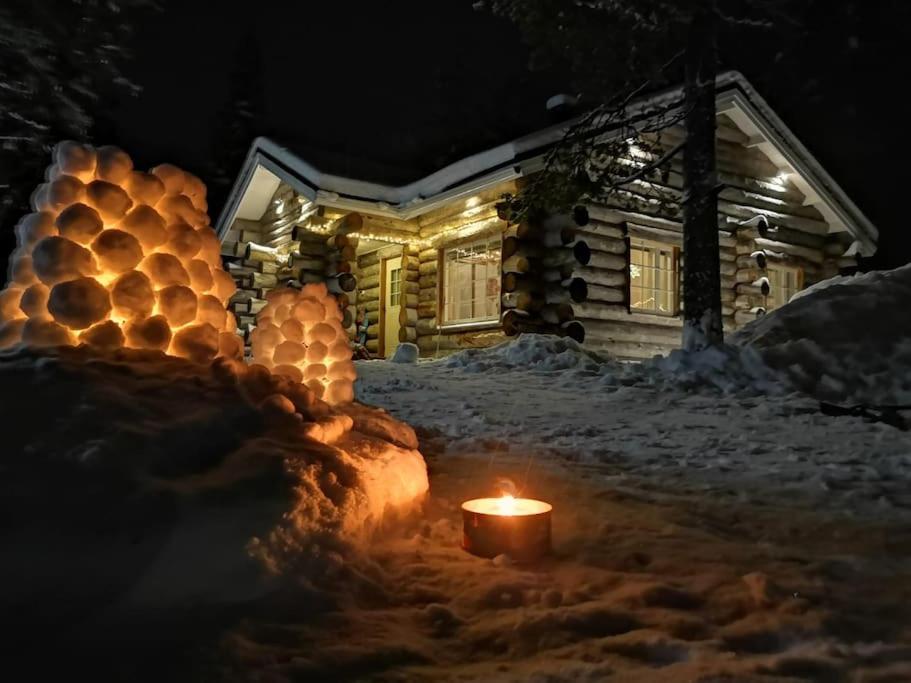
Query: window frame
628 237 680 317
766 262 803 310
439 234 502 328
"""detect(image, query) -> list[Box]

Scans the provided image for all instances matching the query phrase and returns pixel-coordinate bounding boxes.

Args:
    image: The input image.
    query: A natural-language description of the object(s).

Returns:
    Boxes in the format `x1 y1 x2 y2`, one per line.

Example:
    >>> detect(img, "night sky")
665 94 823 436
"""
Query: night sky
95 1 911 267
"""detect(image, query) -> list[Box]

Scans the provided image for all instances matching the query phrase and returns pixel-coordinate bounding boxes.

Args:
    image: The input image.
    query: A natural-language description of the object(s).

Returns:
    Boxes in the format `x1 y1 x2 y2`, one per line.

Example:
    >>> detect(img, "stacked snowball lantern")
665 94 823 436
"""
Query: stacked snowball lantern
0 142 244 363
250 284 355 405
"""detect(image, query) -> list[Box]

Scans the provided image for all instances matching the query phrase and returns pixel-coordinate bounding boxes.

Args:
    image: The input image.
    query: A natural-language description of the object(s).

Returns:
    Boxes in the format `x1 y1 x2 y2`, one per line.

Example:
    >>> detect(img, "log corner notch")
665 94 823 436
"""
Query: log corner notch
500 206 591 343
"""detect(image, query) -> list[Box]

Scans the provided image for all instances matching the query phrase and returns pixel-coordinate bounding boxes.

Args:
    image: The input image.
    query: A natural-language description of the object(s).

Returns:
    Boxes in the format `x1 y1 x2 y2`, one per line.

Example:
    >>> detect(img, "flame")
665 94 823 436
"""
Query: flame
498 493 517 516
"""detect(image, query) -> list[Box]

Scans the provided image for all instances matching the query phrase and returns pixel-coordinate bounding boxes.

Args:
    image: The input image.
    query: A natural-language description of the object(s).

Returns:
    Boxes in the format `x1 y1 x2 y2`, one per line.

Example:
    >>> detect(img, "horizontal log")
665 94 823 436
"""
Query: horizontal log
734 308 765 326
245 242 286 264
541 241 591 268
324 260 352 276
735 293 767 309
736 254 767 270
754 237 824 265
366 339 379 352
419 260 438 276
358 250 381 268
362 299 380 313
243 272 278 289
417 335 461 352
575 231 627 255
330 212 364 235
327 273 357 294
418 275 437 289
540 302 574 324
419 247 438 262
242 259 279 274
586 284 625 304
359 286 380 302
417 302 436 318
587 251 627 271
359 262 380 279
290 254 324 271
367 323 381 337
419 287 436 303
359 274 380 290
572 266 626 288
578 318 683 345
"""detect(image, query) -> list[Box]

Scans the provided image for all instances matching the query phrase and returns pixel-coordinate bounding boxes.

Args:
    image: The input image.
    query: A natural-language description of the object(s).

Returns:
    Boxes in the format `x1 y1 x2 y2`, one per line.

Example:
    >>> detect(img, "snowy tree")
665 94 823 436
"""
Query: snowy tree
0 0 153 245
483 0 812 349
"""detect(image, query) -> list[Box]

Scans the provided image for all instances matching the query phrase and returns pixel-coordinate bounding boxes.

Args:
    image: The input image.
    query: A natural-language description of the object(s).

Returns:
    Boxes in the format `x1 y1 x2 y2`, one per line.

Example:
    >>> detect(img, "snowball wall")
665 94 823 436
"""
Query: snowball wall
250 284 355 405
0 143 244 364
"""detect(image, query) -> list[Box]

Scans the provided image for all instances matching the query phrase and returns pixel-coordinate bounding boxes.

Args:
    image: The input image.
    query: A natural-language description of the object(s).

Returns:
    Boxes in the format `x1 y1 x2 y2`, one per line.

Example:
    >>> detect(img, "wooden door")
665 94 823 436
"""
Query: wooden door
382 256 402 358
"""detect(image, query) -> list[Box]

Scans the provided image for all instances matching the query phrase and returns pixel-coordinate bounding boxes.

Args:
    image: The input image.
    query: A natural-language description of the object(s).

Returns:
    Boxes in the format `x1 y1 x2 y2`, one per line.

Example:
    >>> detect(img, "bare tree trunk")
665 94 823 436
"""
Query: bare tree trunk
681 6 723 350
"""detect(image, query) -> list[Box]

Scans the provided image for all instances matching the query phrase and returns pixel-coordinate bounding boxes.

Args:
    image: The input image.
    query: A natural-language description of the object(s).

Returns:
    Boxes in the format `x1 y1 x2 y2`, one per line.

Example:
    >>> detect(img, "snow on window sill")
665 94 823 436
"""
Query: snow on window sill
438 319 501 334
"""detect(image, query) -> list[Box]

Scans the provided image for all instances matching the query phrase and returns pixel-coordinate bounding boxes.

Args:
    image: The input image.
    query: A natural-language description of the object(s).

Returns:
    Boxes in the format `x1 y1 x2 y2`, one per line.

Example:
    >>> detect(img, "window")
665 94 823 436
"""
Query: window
767 264 802 309
629 238 678 314
388 267 402 307
442 237 501 324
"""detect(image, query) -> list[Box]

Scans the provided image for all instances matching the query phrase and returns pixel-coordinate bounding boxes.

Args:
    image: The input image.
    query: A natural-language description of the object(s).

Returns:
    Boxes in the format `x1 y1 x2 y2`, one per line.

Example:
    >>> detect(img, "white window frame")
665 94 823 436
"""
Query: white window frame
440 236 502 326
629 238 679 316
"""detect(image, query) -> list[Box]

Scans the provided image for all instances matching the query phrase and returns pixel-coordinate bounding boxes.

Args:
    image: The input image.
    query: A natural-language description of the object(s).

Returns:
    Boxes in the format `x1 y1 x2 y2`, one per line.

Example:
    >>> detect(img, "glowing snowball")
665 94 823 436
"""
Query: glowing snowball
46 176 86 212
217 330 244 360
186 259 214 292
15 212 57 245
197 294 227 330
158 195 200 228
139 252 190 288
162 220 202 260
56 203 104 244
119 205 167 250
150 164 185 195
95 146 134 184
306 341 328 363
125 315 172 351
271 363 304 383
306 322 337 346
0 288 24 321
157 285 198 327
91 229 144 273
171 322 219 364
111 271 155 320
22 318 75 347
79 320 125 350
124 171 166 206
280 318 305 343
54 141 96 181
273 340 307 365
211 269 237 304
0 319 26 348
10 254 36 287
19 283 50 319
86 180 133 221
48 277 112 330
32 236 97 285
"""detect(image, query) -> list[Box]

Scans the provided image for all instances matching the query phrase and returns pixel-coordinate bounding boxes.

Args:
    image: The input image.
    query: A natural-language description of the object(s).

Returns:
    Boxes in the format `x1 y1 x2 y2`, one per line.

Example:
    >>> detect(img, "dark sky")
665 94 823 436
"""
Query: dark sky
100 0 910 268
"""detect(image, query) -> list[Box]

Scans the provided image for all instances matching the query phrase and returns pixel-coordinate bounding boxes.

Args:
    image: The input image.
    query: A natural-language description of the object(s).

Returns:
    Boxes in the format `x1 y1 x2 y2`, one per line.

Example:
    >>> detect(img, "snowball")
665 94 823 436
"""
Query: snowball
46 175 85 212
111 271 155 320
0 288 24 321
327 339 352 362
280 318 305 343
30 184 52 214
79 320 125 351
259 393 297 416
157 194 202 228
271 363 304 383
19 283 50 319
195 294 226 330
91 229 144 274
324 379 354 405
22 318 75 347
305 379 324 399
391 342 419 364
124 170 166 206
301 282 330 300
31 236 97 285
170 322 219 364
306 322 338 346
15 212 57 245
161 220 202 260
118 205 167 250
306 341 328 363
225 310 237 331
138 252 190 288
85 180 133 222
150 164 185 195
10 254 36 287
0 319 26 348
95 146 133 184
211 269 236 304
56 203 104 244
251 322 282 355
48 277 111 330
273 340 307 365
182 173 207 210
292 298 326 323
303 363 327 381
266 288 301 307
195 228 223 269
327 359 356 381
54 141 96 181
272 304 291 325
217 330 244 360
186 259 213 292
124 315 172 351
157 285 198 327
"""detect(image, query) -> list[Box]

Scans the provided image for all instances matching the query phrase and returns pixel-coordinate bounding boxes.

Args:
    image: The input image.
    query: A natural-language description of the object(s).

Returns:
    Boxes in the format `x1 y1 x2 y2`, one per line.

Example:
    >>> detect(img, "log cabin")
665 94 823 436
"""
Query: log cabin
216 72 877 360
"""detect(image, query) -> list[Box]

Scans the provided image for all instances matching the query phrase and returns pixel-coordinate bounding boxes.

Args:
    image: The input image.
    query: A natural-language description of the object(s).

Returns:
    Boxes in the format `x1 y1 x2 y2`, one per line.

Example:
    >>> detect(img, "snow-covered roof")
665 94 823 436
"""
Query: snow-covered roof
216 71 877 254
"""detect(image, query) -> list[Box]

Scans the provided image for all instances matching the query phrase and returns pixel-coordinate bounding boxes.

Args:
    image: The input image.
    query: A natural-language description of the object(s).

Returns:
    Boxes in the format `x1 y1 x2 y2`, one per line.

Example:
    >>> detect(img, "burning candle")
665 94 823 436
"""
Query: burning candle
461 494 552 562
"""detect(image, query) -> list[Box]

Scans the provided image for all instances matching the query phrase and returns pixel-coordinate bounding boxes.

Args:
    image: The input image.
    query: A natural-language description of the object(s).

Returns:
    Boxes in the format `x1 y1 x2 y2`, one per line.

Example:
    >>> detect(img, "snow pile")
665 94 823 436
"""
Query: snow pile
0 345 427 636
733 263 911 404
0 142 243 363
250 284 356 404
445 334 612 374
391 341 419 364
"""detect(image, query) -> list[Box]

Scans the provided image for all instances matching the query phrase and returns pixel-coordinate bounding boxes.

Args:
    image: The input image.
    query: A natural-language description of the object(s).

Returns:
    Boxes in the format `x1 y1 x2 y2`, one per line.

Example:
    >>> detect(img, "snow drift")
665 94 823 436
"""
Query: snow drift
0 345 427 657
733 263 911 404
